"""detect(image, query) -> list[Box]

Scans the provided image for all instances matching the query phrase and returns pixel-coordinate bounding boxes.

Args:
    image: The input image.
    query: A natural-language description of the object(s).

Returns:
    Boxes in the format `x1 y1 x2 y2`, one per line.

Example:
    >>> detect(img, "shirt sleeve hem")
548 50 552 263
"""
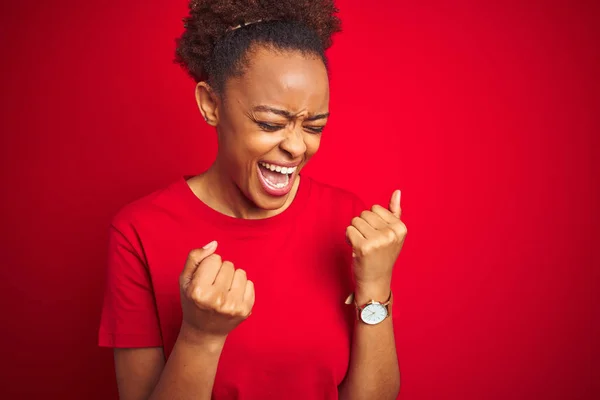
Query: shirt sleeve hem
98 331 163 348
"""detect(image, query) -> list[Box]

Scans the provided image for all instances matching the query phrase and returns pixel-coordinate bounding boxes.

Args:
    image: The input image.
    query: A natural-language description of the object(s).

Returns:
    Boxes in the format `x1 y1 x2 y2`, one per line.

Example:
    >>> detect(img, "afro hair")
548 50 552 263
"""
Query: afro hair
174 0 342 92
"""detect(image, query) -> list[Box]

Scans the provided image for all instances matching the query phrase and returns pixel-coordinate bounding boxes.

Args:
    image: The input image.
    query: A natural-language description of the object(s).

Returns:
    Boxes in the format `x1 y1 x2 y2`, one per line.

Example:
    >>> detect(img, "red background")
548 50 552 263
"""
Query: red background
0 0 596 399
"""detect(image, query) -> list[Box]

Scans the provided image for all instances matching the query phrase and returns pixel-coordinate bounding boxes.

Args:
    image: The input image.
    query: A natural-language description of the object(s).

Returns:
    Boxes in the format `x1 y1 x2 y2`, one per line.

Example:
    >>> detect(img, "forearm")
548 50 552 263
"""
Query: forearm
339 287 400 400
149 324 225 400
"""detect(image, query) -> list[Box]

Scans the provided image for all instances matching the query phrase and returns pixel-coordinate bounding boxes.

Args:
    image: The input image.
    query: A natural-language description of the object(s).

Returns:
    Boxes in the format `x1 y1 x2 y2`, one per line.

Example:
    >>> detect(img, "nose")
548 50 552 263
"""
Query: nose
279 125 307 159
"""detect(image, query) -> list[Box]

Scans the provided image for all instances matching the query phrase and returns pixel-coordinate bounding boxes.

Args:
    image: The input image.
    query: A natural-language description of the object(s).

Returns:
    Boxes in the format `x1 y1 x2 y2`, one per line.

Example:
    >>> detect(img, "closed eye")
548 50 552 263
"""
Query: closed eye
257 121 325 134
305 126 325 134
257 122 284 132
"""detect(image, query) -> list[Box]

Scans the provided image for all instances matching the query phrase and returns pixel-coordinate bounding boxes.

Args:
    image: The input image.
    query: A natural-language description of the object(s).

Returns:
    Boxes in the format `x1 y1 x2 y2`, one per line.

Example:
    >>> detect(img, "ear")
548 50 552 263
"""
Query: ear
195 81 219 126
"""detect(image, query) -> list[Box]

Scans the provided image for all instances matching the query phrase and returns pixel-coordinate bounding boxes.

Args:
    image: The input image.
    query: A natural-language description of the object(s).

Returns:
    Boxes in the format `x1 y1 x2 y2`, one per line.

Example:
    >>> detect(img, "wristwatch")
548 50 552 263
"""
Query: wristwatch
345 291 393 325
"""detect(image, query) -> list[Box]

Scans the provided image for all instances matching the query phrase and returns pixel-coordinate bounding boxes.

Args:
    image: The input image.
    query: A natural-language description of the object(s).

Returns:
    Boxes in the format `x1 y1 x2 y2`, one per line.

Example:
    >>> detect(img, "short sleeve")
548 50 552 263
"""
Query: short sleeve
98 222 163 348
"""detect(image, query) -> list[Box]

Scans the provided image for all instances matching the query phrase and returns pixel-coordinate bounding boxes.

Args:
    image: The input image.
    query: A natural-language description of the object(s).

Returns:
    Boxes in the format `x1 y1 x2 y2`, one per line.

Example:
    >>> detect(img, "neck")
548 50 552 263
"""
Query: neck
188 161 300 220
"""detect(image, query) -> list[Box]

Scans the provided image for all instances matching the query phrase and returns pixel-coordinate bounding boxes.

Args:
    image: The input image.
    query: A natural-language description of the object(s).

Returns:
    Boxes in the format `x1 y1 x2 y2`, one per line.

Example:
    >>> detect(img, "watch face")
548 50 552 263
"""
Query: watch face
360 303 388 325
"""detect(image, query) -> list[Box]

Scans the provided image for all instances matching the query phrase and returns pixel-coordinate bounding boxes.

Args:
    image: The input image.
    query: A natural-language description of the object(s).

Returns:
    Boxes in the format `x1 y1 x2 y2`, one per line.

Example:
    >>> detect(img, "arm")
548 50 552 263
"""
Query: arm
114 347 164 400
148 328 225 400
338 286 400 400
112 242 254 400
114 329 225 400
340 190 407 399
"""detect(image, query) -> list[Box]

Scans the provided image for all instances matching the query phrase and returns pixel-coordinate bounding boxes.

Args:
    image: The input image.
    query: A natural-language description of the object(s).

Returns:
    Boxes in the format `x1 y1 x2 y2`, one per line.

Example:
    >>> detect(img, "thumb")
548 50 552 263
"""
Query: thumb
389 189 401 218
181 240 218 283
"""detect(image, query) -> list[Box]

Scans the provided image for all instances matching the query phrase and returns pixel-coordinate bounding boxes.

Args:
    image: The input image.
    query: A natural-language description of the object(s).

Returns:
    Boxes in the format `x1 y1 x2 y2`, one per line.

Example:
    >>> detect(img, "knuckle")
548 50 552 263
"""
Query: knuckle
371 204 383 213
212 292 226 309
359 242 371 254
221 301 237 314
187 249 204 265
242 304 253 318
390 221 406 236
370 239 382 251
190 286 206 303
384 228 397 242
395 221 408 235
231 306 245 318
360 210 370 219
206 254 222 265
351 216 362 225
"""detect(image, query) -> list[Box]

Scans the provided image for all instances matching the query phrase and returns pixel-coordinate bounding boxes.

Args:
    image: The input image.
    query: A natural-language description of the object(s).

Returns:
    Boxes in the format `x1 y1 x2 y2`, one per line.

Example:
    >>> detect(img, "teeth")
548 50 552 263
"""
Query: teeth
260 171 290 189
259 162 297 175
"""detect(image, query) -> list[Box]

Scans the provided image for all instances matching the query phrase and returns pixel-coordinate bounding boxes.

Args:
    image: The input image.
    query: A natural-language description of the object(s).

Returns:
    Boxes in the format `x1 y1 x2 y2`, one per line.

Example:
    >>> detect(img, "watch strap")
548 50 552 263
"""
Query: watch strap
344 290 393 307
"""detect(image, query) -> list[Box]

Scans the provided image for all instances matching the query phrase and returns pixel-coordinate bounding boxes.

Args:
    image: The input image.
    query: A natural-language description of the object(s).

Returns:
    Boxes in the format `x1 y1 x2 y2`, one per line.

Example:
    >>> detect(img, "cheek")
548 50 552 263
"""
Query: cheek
304 134 321 157
226 133 281 171
221 126 271 155
243 133 282 157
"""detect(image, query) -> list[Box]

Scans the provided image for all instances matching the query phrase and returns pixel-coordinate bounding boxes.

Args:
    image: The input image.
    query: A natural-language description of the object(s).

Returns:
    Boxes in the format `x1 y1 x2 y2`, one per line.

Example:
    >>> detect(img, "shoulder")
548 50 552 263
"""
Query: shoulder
303 175 367 214
111 178 188 233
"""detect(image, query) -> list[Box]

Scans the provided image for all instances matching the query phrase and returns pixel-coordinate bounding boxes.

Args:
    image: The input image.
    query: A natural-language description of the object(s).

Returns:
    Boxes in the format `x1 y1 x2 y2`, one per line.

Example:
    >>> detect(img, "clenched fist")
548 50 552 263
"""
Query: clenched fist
346 190 407 290
179 241 255 338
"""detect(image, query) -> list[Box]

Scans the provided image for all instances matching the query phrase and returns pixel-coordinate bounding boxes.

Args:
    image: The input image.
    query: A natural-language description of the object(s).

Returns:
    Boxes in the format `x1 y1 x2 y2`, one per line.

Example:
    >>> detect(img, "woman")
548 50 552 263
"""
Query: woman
99 1 407 399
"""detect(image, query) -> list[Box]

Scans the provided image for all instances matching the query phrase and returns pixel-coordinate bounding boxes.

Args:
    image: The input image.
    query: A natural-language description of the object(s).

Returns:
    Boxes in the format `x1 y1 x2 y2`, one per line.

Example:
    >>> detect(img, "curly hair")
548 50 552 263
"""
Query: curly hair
174 0 342 93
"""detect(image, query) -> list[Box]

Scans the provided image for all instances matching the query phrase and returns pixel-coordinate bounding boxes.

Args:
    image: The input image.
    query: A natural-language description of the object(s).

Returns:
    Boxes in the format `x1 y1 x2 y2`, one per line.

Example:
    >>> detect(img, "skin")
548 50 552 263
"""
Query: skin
114 44 406 400
190 45 330 219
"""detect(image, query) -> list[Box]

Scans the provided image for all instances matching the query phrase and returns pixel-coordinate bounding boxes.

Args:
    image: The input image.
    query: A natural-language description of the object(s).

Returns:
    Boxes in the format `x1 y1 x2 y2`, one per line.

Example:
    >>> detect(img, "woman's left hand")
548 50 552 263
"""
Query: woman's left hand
346 190 407 293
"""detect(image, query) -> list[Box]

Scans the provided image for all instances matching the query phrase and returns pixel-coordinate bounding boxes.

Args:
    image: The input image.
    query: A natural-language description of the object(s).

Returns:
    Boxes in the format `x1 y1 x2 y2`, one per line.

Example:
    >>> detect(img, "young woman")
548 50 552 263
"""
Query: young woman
99 1 407 399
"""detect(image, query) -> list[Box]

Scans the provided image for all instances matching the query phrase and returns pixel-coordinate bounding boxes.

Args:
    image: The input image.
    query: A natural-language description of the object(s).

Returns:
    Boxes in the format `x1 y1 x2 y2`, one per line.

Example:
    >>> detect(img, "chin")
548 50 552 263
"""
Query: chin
254 195 288 211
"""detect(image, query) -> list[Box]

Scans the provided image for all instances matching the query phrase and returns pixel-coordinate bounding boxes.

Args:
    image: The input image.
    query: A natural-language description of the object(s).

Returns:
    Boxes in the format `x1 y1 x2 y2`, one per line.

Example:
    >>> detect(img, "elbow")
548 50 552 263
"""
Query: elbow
388 366 401 399
388 372 401 399
379 376 401 400
339 373 400 400
390 379 401 399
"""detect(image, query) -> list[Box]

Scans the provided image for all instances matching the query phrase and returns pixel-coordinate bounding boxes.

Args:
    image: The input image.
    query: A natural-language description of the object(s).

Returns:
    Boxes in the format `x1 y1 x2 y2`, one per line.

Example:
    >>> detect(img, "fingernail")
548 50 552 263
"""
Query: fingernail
398 190 401 202
203 240 217 249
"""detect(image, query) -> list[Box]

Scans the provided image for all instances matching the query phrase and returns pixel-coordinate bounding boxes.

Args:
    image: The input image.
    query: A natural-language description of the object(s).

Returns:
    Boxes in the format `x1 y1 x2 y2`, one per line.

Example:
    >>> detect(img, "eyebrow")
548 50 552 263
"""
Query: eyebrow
252 105 330 121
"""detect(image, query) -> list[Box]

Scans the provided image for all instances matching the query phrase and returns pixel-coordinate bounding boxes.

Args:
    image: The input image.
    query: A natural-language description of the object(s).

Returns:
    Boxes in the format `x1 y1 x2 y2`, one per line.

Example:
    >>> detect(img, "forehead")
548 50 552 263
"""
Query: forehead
225 45 330 113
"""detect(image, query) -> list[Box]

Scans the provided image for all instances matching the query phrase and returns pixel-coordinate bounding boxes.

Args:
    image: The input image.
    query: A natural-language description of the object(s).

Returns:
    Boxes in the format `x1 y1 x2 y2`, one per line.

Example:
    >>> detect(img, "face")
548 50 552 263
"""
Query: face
200 45 330 211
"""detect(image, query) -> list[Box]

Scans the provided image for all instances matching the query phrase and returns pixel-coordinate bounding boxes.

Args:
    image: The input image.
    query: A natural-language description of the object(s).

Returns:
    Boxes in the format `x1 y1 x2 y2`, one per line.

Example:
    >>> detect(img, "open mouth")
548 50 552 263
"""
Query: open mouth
257 161 298 196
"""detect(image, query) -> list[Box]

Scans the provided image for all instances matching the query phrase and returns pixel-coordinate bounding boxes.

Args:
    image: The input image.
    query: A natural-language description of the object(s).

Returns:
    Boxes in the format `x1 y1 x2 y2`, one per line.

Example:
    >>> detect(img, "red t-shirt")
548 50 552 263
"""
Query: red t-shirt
99 175 367 399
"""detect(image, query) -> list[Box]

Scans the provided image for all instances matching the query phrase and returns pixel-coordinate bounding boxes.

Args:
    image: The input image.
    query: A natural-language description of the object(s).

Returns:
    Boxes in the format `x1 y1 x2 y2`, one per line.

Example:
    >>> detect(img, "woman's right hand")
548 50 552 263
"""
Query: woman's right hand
178 241 255 341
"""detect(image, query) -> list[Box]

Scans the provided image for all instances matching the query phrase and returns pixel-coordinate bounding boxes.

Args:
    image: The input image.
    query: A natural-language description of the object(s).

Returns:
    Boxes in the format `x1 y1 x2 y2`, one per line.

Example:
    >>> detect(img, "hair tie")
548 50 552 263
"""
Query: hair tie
227 19 264 32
